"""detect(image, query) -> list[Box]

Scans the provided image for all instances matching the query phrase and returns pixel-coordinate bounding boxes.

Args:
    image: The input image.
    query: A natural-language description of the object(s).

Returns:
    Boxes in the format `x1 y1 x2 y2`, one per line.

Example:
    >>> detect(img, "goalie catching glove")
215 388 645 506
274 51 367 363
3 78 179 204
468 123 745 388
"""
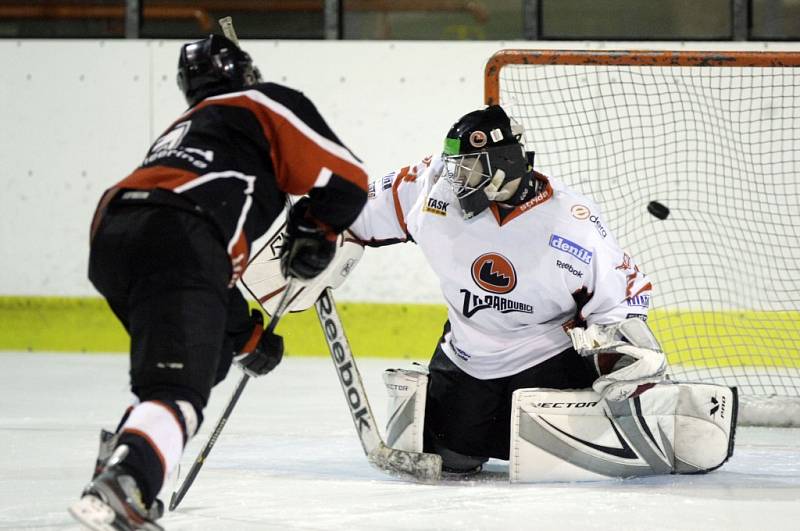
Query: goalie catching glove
569 317 668 401
233 309 284 377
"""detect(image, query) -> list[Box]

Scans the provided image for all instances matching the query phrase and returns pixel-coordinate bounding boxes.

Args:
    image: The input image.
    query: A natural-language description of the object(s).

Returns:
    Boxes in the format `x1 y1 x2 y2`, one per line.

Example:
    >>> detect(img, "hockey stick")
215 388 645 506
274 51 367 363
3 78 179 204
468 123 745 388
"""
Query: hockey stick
315 288 442 482
169 278 297 511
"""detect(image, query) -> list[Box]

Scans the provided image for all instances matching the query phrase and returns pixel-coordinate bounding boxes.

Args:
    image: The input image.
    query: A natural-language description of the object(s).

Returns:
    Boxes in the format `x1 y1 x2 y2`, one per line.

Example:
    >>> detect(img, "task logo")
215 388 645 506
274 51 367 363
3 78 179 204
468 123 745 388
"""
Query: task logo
423 196 449 216
471 253 517 294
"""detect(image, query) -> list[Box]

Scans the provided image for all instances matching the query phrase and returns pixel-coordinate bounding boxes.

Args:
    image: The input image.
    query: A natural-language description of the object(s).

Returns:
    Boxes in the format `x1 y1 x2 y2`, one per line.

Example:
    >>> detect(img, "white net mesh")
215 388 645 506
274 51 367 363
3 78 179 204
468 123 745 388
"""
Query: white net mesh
488 50 800 424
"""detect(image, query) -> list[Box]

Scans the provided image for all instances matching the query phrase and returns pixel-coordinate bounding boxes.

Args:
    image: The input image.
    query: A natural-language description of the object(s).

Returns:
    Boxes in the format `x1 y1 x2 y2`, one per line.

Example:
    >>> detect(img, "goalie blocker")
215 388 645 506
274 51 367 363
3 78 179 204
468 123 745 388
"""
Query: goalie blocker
384 371 737 482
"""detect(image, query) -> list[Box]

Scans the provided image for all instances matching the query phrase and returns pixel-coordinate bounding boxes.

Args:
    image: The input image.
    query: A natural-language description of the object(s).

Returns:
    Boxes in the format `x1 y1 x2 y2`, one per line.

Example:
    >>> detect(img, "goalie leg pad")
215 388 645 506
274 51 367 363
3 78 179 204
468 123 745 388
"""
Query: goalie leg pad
510 382 737 482
383 366 428 452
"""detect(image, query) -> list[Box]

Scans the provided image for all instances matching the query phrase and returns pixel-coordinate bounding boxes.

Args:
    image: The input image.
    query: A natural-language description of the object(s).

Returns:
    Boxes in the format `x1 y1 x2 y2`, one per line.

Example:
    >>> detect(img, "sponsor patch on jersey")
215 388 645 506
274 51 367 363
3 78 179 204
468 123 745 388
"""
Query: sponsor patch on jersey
422 197 449 216
556 260 584 278
627 294 651 308
571 205 607 238
590 215 608 238
450 340 471 361
571 204 590 220
471 253 517 294
549 235 593 264
460 289 534 318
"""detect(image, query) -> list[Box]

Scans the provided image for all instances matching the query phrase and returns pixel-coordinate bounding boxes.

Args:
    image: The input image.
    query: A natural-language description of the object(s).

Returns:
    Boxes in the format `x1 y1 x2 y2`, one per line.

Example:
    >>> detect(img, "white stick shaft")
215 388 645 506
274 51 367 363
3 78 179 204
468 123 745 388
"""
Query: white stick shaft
314 288 442 482
315 288 382 453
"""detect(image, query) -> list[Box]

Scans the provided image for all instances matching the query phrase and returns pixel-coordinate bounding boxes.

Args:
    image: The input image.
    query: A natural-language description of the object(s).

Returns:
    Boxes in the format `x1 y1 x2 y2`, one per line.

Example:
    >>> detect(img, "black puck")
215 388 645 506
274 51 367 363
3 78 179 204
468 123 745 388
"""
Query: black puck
647 201 670 220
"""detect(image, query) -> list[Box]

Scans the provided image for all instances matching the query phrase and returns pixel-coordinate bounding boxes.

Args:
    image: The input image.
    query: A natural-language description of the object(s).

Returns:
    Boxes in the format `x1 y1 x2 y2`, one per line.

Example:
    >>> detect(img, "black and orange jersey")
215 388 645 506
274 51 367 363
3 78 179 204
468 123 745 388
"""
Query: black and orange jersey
101 82 368 281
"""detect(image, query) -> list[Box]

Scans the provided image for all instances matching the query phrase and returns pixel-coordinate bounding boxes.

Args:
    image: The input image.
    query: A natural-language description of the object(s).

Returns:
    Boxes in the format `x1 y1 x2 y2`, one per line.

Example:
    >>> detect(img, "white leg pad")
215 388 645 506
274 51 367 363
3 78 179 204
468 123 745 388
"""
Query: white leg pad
510 382 737 482
383 367 428 453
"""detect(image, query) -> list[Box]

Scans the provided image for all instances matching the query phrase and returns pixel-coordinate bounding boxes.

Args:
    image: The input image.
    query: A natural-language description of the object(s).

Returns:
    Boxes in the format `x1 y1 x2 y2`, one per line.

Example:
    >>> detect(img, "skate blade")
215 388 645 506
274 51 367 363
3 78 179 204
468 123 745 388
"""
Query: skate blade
68 495 118 531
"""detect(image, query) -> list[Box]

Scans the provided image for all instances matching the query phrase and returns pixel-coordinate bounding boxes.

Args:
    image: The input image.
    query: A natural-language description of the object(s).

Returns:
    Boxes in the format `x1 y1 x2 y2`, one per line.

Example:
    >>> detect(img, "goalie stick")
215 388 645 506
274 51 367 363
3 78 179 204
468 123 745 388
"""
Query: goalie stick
315 288 442 482
168 278 298 511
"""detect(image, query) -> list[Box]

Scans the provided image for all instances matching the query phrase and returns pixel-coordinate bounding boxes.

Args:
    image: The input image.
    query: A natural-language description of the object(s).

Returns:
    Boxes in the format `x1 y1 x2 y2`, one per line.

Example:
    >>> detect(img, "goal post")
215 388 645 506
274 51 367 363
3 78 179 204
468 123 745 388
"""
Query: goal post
485 49 800 426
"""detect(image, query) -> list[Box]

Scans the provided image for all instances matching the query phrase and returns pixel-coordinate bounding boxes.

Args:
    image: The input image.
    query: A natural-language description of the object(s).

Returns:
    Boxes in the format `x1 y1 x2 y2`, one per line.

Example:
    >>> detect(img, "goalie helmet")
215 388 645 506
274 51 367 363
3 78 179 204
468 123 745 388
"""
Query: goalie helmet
442 105 530 219
177 34 262 107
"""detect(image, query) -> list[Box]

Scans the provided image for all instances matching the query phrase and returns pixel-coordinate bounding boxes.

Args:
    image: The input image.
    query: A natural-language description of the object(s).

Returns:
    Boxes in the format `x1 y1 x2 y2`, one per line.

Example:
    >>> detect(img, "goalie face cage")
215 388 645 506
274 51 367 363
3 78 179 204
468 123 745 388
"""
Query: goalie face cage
485 50 800 427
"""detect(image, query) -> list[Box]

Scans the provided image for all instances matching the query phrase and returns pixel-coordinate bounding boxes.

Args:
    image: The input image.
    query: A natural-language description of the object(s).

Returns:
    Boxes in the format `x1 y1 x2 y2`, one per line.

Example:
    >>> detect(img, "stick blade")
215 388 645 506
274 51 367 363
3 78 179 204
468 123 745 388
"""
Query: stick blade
367 444 442 483
168 491 179 512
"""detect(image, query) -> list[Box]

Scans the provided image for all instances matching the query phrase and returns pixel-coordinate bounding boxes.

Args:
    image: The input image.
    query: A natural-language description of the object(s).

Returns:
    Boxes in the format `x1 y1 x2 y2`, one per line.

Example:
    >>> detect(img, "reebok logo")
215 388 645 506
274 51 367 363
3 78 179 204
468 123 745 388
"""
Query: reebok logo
318 293 372 435
556 260 583 278
549 235 593 264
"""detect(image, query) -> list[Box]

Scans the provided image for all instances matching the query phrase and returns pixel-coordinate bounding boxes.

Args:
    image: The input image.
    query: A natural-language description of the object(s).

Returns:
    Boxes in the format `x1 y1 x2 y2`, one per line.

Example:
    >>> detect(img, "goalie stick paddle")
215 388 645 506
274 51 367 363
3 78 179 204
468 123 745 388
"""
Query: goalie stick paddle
169 279 297 511
314 288 442 482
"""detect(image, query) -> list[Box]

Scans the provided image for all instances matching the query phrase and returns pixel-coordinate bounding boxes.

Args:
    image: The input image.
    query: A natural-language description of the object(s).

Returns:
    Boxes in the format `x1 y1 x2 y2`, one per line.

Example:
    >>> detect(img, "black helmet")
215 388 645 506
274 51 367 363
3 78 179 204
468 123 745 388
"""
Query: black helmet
442 105 530 219
177 34 262 107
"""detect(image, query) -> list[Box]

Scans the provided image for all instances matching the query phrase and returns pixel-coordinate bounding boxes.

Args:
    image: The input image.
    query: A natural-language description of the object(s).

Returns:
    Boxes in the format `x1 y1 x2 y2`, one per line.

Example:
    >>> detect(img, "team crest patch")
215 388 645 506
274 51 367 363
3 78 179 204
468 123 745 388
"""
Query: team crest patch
471 252 516 294
423 196 449 216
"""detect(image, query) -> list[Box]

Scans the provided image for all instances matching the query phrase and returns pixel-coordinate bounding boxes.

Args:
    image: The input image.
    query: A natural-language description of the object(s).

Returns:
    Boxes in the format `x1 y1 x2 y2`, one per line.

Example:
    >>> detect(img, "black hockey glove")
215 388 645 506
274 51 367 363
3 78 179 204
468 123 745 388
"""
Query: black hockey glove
233 310 284 377
280 197 336 280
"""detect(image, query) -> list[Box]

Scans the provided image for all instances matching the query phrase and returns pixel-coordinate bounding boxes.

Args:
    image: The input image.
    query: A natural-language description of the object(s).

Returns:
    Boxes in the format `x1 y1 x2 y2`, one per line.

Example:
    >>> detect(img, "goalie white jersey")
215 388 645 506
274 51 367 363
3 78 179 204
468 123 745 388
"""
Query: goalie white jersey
350 156 653 380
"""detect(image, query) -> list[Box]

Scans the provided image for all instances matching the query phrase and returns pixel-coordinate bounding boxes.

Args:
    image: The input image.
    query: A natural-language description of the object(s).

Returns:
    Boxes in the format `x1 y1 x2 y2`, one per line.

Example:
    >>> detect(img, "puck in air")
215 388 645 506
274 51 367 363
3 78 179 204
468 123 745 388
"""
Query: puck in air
647 201 670 220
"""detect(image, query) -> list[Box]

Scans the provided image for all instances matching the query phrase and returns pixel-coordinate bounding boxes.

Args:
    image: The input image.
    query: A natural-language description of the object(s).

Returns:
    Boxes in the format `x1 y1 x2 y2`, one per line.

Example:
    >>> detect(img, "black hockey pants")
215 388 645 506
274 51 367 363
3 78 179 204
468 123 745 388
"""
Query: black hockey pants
88 202 247 413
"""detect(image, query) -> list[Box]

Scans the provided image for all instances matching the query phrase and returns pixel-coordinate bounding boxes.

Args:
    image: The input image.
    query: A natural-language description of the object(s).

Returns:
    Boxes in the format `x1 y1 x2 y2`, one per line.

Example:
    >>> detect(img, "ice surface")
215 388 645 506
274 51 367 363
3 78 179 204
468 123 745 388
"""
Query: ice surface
1 353 798 530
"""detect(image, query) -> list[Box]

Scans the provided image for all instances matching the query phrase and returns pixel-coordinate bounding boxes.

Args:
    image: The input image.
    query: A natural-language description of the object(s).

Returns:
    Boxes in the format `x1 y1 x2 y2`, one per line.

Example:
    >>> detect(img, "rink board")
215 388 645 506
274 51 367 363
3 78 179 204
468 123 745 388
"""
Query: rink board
1 296 798 369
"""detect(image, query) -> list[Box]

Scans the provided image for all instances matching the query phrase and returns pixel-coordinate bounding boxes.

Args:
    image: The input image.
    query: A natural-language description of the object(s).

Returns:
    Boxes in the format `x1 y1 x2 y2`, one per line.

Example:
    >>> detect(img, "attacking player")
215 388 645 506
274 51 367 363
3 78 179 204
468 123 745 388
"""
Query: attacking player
69 34 368 530
349 105 736 479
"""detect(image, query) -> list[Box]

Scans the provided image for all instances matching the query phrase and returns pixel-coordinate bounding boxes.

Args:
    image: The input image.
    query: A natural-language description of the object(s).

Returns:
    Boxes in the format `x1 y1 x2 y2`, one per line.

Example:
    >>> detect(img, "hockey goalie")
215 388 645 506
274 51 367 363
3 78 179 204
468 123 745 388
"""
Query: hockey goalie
350 105 737 481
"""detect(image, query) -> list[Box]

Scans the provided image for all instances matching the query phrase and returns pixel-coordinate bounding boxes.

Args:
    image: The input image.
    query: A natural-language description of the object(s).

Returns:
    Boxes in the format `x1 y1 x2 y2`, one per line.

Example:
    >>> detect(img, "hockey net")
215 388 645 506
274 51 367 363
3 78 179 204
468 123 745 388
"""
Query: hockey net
485 50 800 426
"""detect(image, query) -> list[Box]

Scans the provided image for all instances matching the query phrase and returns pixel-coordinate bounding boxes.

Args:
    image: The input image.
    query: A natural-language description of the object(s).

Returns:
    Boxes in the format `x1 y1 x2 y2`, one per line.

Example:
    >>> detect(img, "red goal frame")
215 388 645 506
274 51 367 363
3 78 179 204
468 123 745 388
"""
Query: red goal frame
485 49 800 105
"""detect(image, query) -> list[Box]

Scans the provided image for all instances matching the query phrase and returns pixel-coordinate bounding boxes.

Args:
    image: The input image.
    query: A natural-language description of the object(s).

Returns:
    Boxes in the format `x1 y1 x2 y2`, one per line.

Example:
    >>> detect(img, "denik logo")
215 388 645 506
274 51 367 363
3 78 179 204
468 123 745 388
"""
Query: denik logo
471 253 517 294
549 235 593 264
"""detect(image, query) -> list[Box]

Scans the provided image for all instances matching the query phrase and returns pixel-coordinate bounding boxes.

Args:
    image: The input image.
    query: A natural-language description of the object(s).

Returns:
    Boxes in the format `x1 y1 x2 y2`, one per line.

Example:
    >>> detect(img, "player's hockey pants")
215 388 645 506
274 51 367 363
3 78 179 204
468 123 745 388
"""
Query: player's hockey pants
88 203 243 412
